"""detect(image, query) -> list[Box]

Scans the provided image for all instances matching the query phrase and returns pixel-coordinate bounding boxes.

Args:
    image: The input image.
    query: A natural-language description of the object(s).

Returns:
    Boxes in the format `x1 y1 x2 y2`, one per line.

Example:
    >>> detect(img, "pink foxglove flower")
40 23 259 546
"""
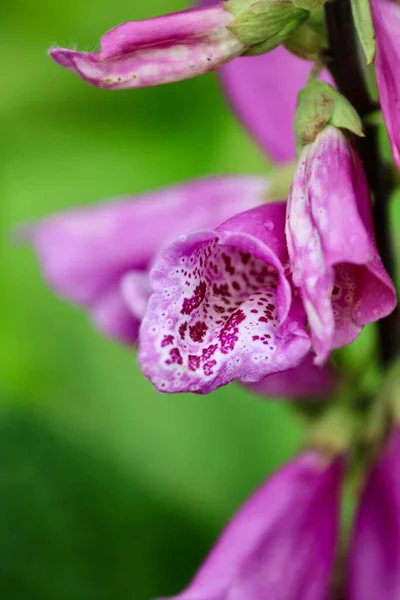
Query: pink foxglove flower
286 126 396 364
49 5 246 90
25 177 267 344
159 451 343 599
139 203 311 394
370 0 400 169
348 428 400 600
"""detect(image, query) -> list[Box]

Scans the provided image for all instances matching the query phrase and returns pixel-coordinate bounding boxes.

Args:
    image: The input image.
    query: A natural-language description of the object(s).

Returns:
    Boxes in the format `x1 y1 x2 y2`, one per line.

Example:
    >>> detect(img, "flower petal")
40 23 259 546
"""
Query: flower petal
49 5 245 89
139 204 311 394
160 451 343 599
286 126 397 363
24 176 268 344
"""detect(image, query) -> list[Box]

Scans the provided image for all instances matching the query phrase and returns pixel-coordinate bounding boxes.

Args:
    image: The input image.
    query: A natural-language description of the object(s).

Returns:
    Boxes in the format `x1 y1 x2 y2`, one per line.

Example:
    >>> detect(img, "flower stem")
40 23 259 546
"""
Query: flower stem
324 0 399 366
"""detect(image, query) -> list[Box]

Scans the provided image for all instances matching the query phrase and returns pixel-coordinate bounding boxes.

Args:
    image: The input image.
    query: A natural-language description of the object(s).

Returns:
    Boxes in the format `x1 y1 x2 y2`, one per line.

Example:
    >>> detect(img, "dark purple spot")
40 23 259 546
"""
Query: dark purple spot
179 322 188 340
182 281 207 315
166 347 183 365
214 305 225 314
189 321 208 343
222 253 235 275
219 310 246 354
161 334 174 348
259 316 270 324
203 360 217 376
188 355 201 371
202 344 217 361
213 283 231 297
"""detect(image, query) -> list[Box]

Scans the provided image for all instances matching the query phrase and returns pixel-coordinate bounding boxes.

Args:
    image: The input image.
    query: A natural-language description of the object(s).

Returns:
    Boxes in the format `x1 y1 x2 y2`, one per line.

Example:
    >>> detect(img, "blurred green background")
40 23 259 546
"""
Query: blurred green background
2 1 304 597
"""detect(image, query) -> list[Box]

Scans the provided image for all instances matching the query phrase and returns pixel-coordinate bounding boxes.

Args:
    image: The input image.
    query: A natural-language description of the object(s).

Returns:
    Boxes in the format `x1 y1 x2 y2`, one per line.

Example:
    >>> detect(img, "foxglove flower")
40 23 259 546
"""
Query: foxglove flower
286 126 397 364
139 203 311 394
370 0 400 169
348 428 400 600
49 5 247 89
25 177 267 344
159 451 343 599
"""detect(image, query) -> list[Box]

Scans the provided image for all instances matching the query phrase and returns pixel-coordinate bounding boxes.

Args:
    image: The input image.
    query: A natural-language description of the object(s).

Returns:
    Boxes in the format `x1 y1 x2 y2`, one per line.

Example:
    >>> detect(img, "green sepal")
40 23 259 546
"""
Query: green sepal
284 22 324 61
295 81 364 146
350 0 376 64
226 0 308 53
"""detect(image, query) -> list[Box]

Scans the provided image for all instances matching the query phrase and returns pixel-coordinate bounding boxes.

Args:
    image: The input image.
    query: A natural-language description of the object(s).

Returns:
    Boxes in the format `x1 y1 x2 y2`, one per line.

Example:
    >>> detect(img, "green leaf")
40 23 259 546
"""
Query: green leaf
350 0 376 64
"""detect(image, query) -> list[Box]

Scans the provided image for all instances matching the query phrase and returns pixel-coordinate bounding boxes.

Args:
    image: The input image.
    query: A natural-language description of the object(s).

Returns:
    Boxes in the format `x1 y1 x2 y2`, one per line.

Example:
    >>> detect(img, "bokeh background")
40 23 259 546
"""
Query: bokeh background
2 1 306 597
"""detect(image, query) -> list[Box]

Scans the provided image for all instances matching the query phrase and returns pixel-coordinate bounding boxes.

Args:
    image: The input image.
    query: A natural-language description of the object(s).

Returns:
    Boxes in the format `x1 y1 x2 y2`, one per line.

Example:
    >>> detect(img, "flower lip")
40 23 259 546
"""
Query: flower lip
139 212 311 394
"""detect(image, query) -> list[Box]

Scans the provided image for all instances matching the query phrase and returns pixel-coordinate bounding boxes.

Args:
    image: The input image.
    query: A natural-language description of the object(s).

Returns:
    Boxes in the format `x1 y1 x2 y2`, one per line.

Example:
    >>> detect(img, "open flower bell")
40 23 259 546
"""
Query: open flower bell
139 203 311 394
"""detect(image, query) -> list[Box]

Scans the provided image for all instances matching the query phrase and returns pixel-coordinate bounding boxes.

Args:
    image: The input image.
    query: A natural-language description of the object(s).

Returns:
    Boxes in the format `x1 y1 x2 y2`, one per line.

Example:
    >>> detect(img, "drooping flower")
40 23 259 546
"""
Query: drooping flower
348 428 400 600
24 177 268 344
159 451 343 599
286 125 397 364
139 202 312 394
49 5 247 89
370 0 400 169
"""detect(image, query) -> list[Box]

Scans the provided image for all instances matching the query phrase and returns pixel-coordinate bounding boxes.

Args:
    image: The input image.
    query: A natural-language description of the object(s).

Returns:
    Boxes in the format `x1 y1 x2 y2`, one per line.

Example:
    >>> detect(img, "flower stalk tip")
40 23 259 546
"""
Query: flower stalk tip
226 0 308 55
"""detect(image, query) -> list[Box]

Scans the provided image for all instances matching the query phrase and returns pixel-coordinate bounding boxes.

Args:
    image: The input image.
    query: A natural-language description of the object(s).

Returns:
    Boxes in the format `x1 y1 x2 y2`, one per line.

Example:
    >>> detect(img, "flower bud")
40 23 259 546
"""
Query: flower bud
295 81 364 147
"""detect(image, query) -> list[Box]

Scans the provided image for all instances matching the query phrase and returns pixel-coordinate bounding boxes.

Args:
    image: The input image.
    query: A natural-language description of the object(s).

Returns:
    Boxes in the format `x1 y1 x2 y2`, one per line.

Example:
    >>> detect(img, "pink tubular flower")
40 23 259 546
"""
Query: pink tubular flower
370 0 400 169
286 126 397 364
348 428 400 600
49 5 246 90
159 451 343 599
139 203 311 394
24 177 268 344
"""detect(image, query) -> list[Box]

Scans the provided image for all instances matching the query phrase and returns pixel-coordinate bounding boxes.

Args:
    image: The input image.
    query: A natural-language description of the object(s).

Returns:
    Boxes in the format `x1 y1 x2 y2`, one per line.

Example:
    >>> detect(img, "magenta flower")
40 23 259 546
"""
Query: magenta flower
139 203 312 394
159 451 343 599
286 126 397 364
348 428 400 600
25 177 267 344
370 0 400 169
49 5 246 89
